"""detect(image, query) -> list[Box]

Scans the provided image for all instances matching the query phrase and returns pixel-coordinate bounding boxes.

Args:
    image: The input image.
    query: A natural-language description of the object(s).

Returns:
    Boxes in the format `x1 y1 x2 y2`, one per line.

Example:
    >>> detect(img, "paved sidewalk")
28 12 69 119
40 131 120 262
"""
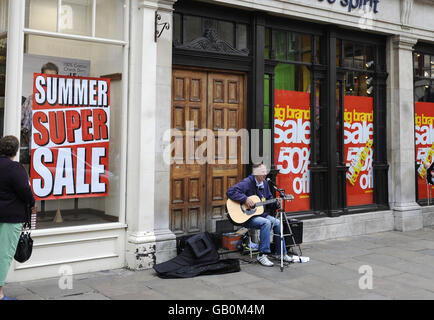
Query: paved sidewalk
4 226 434 300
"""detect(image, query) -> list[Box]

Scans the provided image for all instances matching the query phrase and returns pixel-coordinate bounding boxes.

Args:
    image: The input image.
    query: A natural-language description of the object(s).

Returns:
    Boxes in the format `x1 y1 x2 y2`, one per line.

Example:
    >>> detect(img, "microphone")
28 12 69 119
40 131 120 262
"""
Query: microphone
266 178 294 200
266 178 275 185
266 178 278 190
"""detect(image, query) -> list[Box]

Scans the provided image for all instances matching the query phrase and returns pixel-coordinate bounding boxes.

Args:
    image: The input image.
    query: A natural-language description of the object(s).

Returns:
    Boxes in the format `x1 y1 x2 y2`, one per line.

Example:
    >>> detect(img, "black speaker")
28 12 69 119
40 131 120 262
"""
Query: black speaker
284 219 303 245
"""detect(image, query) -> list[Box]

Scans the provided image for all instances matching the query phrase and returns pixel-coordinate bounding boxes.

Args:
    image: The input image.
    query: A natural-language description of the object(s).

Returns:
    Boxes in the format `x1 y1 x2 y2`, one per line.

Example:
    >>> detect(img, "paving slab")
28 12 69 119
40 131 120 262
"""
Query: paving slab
368 246 428 262
222 278 313 300
110 291 171 300
336 261 404 278
383 273 434 292
300 249 357 265
297 263 364 282
412 253 434 265
386 261 434 280
352 253 404 266
15 278 95 299
280 274 368 300
241 261 311 282
198 268 264 287
13 293 45 300
416 249 434 256
323 245 372 258
142 277 232 300
80 276 153 298
392 239 434 251
54 292 110 300
344 277 434 300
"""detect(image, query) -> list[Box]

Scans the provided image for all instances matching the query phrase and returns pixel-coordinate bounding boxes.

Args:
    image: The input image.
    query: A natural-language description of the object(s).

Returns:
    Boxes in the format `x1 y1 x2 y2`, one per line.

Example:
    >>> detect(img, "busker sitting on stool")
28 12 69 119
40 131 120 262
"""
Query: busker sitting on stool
226 163 292 267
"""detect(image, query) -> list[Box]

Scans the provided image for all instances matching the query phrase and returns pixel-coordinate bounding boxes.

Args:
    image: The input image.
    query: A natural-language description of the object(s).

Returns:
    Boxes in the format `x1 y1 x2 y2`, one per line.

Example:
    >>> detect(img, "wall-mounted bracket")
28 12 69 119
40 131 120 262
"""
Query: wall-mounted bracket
155 11 170 42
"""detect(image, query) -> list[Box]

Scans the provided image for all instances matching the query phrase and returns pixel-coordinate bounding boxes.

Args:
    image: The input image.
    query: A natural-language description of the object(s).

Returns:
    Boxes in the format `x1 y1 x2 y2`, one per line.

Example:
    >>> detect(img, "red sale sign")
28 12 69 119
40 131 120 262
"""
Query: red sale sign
344 95 374 206
274 90 310 212
30 73 110 200
414 102 434 200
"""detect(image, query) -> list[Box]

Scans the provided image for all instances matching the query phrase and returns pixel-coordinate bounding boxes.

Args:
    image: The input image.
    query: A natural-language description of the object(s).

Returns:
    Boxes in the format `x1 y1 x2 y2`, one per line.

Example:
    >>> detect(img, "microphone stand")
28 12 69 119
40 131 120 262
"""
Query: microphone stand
267 179 303 272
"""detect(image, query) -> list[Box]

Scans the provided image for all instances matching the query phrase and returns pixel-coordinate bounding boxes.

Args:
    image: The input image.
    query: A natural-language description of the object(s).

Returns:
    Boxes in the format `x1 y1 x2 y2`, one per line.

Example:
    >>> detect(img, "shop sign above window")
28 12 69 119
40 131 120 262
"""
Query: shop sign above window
318 0 380 13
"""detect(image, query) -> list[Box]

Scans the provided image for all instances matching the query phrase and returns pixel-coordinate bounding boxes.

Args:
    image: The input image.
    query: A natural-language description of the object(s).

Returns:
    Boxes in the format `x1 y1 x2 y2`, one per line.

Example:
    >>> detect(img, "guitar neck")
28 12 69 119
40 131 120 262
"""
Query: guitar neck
255 198 277 207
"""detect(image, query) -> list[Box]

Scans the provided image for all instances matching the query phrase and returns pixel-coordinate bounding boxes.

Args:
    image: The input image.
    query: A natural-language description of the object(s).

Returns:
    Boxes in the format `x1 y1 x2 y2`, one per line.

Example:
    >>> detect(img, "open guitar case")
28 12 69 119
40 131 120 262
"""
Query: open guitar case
153 232 240 279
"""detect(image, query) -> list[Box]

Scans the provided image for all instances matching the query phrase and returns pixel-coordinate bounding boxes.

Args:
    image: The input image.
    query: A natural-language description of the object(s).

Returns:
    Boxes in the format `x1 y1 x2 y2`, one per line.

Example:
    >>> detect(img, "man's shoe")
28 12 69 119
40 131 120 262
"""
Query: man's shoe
0 296 17 300
257 254 274 267
272 254 293 263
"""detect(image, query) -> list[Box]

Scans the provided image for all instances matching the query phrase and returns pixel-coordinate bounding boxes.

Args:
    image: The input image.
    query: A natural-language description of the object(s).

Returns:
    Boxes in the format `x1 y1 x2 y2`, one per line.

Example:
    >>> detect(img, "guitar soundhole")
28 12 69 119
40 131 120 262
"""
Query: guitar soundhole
240 204 256 215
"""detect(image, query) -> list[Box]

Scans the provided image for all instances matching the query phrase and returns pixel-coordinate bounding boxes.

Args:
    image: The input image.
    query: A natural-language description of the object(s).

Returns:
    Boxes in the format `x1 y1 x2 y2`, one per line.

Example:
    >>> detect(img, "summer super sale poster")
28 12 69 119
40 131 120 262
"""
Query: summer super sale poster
30 73 111 201
274 90 311 212
344 95 374 206
415 101 434 200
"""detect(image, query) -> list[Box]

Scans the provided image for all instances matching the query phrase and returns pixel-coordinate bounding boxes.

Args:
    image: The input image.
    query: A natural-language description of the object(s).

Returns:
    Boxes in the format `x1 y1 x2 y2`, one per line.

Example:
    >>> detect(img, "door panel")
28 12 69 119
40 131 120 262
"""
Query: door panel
170 69 246 236
170 70 207 236
206 72 245 231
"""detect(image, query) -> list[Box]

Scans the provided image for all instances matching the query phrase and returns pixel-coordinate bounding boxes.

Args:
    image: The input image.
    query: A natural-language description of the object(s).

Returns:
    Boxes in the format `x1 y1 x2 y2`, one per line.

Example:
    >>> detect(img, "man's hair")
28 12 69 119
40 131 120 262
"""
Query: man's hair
41 62 59 74
252 163 264 169
252 162 268 176
0 135 20 157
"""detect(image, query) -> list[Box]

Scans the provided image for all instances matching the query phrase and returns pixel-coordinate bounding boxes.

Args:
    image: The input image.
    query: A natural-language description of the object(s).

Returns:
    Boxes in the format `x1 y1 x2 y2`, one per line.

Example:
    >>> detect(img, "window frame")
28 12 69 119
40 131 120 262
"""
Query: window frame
414 43 434 205
4 0 130 227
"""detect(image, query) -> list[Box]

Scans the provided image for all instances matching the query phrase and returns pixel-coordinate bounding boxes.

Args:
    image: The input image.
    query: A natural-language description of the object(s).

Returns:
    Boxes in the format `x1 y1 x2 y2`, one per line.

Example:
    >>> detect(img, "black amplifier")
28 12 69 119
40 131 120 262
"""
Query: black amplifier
271 218 303 252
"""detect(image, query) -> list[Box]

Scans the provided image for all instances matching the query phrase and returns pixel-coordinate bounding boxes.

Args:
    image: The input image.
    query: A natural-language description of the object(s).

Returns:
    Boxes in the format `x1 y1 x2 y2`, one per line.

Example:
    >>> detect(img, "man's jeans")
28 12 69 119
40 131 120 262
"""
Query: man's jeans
244 215 287 255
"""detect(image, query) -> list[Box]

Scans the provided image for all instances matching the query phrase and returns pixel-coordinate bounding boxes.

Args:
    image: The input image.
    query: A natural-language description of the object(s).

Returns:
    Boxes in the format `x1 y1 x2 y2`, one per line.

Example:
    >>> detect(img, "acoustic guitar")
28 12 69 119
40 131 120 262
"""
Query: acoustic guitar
226 195 279 225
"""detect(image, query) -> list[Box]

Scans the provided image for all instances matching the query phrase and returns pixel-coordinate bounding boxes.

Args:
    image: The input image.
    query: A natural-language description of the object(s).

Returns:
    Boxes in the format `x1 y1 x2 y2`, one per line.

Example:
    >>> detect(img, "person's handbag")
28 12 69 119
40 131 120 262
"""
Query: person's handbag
14 206 33 263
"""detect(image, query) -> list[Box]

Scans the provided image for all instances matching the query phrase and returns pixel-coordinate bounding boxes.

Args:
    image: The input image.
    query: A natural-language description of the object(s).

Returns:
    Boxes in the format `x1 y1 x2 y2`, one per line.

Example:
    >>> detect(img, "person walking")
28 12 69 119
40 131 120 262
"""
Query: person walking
0 136 36 300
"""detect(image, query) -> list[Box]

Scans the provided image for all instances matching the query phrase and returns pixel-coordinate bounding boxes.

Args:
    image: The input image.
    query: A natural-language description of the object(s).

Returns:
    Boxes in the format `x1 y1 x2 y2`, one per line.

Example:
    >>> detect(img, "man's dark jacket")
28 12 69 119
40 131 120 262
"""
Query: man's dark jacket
226 175 278 218
0 156 35 223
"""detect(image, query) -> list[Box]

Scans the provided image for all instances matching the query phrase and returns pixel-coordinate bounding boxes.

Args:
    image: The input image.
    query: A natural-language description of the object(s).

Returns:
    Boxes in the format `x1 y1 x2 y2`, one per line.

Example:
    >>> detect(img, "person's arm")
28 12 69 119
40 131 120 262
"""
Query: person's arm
10 162 36 208
226 180 249 204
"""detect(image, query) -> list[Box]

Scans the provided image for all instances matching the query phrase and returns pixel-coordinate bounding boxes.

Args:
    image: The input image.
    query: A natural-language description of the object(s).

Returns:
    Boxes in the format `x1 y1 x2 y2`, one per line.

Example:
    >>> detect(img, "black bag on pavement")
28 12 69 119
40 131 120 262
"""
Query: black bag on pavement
14 206 33 263
153 232 240 279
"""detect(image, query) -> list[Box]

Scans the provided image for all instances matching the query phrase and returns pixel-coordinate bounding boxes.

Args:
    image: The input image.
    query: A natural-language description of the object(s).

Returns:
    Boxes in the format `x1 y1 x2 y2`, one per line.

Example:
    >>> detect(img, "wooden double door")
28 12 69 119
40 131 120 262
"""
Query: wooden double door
170 68 246 236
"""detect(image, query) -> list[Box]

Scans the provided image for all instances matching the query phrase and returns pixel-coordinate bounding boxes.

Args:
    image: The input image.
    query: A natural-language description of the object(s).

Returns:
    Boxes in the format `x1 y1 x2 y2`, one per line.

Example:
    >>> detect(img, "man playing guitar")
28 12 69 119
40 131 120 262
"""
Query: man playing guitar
226 163 292 267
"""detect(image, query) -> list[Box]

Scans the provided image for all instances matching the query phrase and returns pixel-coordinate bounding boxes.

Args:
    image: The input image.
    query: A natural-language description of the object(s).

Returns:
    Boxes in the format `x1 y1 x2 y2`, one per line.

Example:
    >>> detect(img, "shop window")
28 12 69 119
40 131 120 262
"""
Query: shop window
336 39 341 67
173 13 182 46
95 0 124 40
264 22 386 215
343 41 353 68
273 63 311 212
183 15 202 43
264 74 270 130
314 79 324 164
25 0 58 32
25 0 125 39
175 13 249 55
236 24 247 52
264 28 271 59
0 38 5 138
60 0 92 36
266 29 315 213
414 50 434 205
0 0 7 138
20 1 127 229
271 30 312 64
314 36 321 65
273 30 286 60
338 40 375 207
